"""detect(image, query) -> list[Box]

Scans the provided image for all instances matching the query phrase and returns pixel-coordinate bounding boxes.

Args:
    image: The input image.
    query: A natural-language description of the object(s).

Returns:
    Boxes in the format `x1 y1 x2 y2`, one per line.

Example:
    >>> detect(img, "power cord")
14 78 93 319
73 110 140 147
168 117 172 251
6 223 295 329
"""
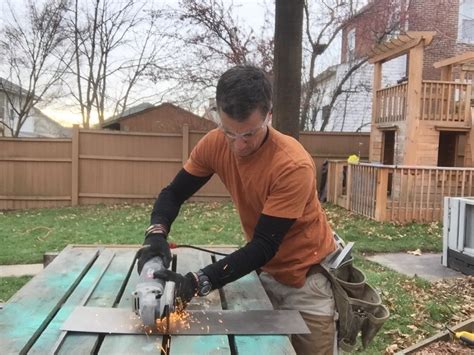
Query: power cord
168 243 230 257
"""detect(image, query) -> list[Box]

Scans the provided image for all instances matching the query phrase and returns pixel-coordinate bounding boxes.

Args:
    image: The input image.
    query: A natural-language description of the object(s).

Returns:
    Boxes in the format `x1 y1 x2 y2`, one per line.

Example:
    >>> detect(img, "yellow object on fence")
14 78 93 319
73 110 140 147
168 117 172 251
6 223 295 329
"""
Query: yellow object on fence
347 154 360 164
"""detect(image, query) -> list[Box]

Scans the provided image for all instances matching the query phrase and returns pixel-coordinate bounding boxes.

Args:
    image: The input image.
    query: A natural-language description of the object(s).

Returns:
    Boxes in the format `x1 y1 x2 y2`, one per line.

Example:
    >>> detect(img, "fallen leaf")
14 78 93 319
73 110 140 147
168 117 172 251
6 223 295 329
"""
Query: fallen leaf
384 343 398 354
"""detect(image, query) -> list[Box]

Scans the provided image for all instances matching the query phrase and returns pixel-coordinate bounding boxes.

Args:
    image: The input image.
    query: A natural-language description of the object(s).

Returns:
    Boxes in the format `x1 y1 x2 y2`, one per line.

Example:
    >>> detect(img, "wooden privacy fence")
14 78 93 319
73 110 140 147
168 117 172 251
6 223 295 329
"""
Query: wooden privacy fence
0 127 369 210
327 161 474 223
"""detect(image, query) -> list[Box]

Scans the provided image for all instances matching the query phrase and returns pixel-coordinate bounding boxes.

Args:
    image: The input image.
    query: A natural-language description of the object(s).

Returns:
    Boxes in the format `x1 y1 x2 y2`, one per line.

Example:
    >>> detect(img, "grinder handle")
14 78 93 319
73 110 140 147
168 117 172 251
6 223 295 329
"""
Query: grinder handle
140 257 166 280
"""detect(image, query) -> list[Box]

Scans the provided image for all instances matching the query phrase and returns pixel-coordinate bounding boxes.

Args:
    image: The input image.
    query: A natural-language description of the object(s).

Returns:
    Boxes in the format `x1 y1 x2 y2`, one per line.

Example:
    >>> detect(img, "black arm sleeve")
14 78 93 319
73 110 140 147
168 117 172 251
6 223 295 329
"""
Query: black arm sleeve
150 168 212 227
201 214 296 289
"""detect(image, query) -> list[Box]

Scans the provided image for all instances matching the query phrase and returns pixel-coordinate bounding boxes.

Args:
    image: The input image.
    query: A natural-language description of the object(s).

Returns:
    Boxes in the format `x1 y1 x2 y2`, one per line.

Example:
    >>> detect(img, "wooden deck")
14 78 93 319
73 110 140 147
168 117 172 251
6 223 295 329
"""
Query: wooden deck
0 245 295 354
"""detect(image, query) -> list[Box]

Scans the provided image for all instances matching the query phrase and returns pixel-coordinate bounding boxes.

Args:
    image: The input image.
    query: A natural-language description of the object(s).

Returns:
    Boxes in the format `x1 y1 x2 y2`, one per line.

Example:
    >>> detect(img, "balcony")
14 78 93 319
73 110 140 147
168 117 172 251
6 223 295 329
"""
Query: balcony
375 81 472 125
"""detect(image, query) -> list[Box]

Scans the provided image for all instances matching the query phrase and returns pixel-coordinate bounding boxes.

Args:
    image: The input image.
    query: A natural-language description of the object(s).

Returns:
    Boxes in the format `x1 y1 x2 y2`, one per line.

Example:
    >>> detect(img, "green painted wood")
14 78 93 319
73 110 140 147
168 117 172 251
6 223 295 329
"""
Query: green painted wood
28 249 115 354
6 245 291 354
219 257 296 354
98 253 166 354
169 248 230 355
0 246 100 355
57 249 136 354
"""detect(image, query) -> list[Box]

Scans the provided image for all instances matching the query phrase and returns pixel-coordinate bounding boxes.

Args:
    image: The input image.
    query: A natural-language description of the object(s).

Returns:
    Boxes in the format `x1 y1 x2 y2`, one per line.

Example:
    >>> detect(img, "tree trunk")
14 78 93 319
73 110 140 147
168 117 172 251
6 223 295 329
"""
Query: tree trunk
272 0 304 140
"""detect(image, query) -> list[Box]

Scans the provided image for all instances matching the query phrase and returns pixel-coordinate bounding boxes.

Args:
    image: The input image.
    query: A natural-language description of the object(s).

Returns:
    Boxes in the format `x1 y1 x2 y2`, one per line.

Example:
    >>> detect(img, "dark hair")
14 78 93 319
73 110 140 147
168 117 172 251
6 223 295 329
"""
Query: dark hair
216 65 272 121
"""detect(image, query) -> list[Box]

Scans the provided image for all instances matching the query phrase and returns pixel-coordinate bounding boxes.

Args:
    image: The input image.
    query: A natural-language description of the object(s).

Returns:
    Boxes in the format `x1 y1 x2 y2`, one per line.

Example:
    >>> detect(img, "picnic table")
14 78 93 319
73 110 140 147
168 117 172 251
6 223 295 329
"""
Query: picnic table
0 245 296 354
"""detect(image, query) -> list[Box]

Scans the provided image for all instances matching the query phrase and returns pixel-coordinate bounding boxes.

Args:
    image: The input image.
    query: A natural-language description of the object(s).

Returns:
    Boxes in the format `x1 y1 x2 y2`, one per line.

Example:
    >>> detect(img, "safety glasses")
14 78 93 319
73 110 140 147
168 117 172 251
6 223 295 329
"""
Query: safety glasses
219 113 271 141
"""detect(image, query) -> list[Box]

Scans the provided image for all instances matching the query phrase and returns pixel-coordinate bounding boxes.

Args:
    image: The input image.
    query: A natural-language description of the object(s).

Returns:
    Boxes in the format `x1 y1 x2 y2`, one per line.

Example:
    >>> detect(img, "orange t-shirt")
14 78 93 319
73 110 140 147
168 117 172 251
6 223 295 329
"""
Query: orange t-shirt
184 127 335 287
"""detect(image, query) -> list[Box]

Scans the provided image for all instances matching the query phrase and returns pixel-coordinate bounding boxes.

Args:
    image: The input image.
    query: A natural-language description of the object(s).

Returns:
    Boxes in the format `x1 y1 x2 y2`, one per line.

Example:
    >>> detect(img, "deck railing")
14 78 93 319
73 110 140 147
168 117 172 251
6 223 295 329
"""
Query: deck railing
375 82 408 123
326 161 474 223
374 80 472 124
421 80 472 123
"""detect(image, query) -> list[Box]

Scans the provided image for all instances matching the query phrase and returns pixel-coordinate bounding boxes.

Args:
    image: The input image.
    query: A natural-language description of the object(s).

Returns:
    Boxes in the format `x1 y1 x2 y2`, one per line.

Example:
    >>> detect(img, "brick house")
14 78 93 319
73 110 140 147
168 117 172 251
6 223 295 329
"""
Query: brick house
313 0 474 132
101 102 217 133
341 0 474 78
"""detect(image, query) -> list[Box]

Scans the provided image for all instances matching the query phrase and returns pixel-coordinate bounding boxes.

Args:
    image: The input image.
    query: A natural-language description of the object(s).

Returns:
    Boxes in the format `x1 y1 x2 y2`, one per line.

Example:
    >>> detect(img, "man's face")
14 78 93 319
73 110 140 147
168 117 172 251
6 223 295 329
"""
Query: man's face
218 109 271 157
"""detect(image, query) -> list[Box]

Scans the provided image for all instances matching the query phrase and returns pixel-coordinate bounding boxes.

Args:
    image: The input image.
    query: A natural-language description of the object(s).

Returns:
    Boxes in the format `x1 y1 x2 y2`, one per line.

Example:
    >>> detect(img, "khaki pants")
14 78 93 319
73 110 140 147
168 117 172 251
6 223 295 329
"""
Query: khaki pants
260 266 337 355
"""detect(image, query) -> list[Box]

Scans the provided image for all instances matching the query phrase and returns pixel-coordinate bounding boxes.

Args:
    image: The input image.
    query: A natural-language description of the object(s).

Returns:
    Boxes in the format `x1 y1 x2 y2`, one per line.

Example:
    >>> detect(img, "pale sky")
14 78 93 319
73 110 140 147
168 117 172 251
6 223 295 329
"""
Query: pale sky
0 0 270 127
0 0 343 127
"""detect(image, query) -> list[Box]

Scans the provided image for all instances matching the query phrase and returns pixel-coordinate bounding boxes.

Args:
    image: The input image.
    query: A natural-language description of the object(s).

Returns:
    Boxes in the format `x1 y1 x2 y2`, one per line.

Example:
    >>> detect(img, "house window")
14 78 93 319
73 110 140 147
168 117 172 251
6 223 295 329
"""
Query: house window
347 28 356 61
458 0 474 44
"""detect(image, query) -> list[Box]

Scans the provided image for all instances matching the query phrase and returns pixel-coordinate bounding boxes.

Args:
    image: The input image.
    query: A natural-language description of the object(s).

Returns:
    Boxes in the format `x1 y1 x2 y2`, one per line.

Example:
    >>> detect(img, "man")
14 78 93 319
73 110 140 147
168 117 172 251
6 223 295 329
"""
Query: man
137 65 337 355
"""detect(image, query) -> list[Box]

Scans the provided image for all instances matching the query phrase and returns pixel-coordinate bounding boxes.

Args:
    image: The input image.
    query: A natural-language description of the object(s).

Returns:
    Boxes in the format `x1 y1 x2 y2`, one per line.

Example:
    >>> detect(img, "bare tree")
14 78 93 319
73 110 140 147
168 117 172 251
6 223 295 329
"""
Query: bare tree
339 78 372 131
299 0 366 131
151 0 274 112
302 0 421 131
65 0 166 128
164 0 362 135
0 0 70 137
319 57 368 131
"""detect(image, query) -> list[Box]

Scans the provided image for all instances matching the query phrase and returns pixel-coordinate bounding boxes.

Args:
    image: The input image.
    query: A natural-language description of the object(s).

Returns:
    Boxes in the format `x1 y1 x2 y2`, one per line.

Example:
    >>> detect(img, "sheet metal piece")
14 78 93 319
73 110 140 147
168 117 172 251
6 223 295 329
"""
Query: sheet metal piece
61 306 310 335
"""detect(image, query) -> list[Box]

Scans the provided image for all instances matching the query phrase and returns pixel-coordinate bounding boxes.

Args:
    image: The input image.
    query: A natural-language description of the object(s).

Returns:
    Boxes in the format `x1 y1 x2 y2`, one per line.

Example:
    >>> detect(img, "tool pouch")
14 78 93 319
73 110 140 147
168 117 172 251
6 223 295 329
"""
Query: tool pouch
317 261 390 352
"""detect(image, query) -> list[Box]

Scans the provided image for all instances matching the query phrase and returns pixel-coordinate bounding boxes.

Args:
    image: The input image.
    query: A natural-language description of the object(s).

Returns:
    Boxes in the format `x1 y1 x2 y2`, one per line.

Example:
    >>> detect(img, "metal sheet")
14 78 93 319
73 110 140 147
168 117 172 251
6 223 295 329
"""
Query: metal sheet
61 306 310 335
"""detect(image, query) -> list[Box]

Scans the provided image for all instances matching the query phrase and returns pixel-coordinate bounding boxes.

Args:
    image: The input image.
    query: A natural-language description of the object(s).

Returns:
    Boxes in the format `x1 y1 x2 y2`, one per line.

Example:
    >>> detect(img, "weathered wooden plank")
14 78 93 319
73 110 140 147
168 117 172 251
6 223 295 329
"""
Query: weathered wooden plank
0 246 100 355
29 249 115 354
3 245 295 354
57 249 136 354
98 252 166 354
169 248 230 355
218 256 296 354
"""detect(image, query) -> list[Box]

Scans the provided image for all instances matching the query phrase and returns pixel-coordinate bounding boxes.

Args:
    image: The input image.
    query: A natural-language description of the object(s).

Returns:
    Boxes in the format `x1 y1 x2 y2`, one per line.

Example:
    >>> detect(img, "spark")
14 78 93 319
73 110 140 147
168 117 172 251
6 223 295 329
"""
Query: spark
154 310 192 334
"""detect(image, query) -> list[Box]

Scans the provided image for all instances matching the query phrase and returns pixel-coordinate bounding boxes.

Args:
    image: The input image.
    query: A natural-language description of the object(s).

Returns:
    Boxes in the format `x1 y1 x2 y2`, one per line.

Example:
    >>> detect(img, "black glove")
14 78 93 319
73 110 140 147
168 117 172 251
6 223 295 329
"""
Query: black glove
154 269 198 309
137 233 172 274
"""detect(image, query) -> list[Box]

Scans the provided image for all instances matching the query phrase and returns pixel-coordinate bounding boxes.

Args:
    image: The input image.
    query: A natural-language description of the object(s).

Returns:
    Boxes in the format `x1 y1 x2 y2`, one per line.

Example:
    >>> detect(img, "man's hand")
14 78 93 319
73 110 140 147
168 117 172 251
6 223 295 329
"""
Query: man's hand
154 270 198 310
136 234 172 274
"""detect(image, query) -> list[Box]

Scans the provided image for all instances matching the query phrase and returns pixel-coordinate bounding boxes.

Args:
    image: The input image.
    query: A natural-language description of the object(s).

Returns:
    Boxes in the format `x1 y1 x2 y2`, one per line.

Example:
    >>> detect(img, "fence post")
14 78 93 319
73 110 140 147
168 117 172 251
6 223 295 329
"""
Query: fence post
334 163 340 205
182 124 189 165
346 163 352 209
326 162 332 203
464 84 471 123
375 168 388 221
71 124 79 206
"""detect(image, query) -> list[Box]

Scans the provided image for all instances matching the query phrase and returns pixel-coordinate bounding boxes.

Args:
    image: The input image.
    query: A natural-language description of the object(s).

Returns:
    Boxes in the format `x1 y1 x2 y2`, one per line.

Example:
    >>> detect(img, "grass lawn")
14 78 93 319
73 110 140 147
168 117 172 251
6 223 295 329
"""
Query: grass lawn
0 276 32 303
0 202 471 353
0 202 242 265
